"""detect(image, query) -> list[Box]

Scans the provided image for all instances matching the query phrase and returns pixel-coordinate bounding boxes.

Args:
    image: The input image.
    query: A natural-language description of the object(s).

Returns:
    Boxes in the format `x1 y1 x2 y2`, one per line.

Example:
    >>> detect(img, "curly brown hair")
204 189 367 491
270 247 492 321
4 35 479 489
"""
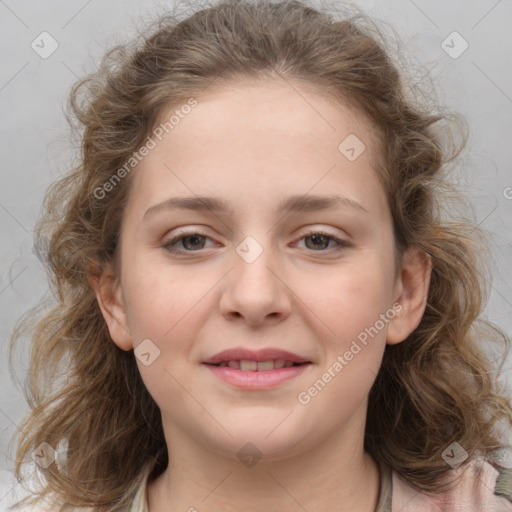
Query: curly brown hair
8 0 512 510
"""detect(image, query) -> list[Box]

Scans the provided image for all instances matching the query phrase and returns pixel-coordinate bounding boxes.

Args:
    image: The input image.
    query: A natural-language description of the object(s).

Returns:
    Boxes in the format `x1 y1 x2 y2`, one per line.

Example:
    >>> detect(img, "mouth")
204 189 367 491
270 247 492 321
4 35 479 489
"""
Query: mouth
202 347 311 368
202 347 312 389
204 359 308 371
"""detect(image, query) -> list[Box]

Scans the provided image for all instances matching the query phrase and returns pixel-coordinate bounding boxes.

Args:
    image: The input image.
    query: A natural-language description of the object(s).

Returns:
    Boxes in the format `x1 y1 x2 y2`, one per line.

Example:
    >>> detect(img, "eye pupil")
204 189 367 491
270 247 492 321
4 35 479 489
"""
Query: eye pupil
183 235 205 250
306 234 329 250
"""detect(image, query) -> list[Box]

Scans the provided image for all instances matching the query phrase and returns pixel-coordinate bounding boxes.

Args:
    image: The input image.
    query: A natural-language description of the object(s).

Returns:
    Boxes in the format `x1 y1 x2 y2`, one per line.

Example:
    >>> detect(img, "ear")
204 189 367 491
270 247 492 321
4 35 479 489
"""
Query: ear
88 259 133 351
386 245 432 345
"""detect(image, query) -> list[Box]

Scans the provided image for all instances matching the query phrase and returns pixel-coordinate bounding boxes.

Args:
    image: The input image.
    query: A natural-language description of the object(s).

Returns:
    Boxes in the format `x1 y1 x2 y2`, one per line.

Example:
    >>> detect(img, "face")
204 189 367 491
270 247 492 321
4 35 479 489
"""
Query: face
97 78 427 462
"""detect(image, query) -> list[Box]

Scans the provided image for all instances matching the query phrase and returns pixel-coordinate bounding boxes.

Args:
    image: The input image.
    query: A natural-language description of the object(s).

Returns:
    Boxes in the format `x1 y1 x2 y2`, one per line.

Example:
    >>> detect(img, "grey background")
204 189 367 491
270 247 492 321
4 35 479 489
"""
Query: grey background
1 0 511 508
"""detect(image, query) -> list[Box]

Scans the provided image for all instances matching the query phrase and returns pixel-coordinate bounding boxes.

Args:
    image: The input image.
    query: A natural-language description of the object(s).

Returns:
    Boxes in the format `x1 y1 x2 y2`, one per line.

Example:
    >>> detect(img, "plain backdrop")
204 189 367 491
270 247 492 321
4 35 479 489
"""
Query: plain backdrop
1 0 511 508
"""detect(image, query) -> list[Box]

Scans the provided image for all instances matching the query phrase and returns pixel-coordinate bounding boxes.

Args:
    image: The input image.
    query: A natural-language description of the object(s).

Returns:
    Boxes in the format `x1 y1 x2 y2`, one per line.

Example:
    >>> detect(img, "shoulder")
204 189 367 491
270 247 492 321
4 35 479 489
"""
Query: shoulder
391 456 512 512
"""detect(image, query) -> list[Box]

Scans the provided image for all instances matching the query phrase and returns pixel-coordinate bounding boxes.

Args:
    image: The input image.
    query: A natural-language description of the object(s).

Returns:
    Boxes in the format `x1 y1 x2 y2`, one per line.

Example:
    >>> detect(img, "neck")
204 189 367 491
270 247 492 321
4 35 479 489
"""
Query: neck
147 422 381 512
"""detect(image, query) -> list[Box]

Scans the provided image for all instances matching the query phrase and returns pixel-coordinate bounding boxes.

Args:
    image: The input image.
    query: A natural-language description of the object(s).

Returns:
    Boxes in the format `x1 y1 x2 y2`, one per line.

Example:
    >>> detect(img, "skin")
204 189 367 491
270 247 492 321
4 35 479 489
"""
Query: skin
91 77 432 511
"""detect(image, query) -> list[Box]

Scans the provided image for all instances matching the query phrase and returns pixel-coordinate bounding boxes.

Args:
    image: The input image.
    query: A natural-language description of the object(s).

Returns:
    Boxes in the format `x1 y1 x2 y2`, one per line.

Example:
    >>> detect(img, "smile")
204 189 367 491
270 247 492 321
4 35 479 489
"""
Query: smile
202 347 313 389
207 359 303 371
202 360 312 389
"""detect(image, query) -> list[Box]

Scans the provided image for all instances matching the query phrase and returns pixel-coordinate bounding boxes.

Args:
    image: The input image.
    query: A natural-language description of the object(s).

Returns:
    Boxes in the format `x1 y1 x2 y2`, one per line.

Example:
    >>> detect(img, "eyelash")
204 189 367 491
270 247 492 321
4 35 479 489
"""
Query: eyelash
162 229 350 255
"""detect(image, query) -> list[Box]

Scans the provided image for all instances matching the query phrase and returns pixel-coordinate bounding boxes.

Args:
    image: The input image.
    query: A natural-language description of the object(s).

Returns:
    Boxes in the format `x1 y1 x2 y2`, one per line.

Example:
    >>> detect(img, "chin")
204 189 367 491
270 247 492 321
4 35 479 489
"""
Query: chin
203 423 309 463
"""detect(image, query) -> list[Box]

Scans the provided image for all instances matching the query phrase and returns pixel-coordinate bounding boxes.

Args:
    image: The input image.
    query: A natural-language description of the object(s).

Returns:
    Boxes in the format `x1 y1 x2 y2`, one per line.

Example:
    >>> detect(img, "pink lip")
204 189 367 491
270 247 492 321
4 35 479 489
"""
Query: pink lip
202 347 312 390
204 364 311 389
203 347 310 365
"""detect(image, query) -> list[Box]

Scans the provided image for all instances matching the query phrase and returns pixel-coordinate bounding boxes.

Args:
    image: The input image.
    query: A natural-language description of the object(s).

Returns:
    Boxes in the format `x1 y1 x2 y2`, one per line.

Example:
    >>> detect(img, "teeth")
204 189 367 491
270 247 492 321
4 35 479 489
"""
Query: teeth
217 359 299 371
273 359 286 369
240 360 258 371
257 361 274 371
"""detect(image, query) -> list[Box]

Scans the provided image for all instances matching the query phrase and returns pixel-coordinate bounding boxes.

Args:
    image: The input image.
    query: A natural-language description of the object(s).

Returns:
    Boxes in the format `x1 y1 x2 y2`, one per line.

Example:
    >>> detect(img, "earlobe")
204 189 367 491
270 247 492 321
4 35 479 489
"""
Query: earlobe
386 245 432 346
88 260 133 351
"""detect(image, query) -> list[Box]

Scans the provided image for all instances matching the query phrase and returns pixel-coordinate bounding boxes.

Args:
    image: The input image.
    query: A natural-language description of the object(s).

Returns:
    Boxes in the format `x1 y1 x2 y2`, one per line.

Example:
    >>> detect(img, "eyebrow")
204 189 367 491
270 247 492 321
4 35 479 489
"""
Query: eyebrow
143 194 369 221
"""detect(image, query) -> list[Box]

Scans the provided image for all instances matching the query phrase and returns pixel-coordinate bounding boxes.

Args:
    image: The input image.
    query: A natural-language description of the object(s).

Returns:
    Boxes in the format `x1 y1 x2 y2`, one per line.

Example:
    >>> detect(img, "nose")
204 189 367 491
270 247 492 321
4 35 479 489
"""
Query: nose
218 236 292 326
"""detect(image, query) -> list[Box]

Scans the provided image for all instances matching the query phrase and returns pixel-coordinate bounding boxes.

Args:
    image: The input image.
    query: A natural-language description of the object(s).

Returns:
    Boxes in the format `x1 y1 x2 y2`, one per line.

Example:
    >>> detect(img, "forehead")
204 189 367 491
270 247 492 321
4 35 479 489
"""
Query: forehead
159 77 377 158
125 78 386 221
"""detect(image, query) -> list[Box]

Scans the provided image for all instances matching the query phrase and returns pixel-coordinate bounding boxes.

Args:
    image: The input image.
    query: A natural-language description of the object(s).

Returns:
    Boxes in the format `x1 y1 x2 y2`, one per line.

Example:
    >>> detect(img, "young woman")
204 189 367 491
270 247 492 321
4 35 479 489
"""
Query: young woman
8 0 512 510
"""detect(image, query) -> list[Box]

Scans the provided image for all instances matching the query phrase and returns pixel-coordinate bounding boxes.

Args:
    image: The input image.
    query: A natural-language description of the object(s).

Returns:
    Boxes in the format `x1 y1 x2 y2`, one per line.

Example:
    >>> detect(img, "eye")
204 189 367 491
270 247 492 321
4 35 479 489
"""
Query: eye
295 230 350 252
163 231 216 254
162 229 350 255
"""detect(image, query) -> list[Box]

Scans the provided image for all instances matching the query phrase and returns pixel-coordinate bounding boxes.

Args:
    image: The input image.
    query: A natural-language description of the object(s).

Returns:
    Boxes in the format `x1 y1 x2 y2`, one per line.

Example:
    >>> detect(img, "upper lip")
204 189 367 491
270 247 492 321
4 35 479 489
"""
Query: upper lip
203 348 311 365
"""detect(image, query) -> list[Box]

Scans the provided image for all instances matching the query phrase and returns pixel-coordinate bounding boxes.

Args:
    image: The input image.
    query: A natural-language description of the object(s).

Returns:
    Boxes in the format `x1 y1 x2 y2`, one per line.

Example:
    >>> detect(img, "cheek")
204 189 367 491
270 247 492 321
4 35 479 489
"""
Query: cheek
314 256 394 338
297 265 390 423
126 271 203 410
124 263 215 392
123 256 200 341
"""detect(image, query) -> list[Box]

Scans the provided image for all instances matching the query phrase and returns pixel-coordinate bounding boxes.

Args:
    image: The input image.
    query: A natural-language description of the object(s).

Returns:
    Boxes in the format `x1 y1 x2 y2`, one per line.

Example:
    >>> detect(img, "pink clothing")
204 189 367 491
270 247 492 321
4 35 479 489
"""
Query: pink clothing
376 456 512 511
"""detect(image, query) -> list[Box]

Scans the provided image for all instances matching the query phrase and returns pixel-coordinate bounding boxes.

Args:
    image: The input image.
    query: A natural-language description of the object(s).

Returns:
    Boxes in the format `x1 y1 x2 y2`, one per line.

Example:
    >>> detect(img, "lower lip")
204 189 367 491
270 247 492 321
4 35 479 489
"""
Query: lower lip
203 364 311 389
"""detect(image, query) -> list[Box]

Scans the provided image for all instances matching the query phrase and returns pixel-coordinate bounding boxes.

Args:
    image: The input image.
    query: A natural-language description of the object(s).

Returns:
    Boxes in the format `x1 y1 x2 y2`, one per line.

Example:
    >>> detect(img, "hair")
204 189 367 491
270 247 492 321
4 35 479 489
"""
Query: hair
7 0 512 510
